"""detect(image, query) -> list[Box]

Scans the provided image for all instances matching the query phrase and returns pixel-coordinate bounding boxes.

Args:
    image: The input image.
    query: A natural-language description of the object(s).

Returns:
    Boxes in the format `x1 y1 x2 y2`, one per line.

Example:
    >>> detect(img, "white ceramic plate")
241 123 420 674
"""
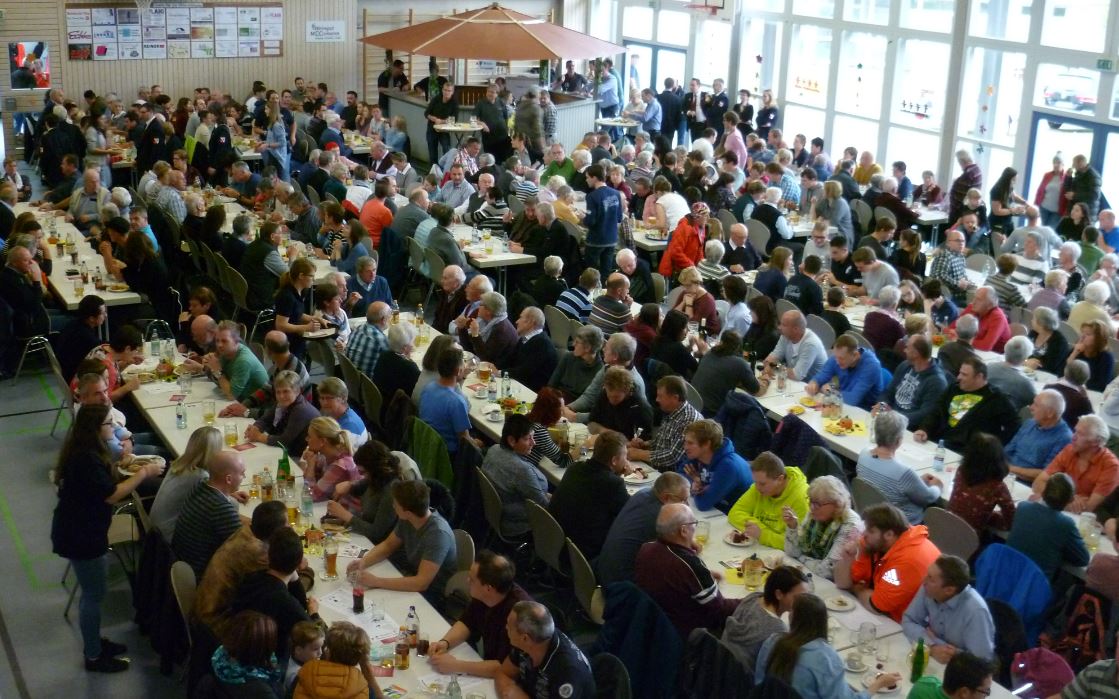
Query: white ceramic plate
826 596 856 612
723 531 753 547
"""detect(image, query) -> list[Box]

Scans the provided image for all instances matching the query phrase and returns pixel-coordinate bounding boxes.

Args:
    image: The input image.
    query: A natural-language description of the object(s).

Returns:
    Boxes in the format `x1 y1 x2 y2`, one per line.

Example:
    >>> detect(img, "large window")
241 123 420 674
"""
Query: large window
694 19 733 87
899 0 954 33
735 17 783 96
955 140 1017 197
887 127 941 177
621 6 653 41
792 0 834 19
1034 65 1100 117
969 0 1033 42
832 114 880 161
785 25 831 109
843 0 891 25
1041 0 1109 53
959 47 1027 148
655 10 691 47
783 105 827 149
890 39 950 130
835 32 888 116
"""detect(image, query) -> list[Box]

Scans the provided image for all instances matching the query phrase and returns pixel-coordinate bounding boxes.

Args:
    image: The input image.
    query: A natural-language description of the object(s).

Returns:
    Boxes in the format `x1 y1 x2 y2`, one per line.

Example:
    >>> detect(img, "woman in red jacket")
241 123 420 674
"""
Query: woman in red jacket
1033 153 1067 229
659 201 711 280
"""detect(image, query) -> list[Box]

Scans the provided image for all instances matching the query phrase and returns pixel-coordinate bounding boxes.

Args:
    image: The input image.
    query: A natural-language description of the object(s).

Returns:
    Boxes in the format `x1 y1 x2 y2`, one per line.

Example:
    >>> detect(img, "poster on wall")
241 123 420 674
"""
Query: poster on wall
64 3 282 61
168 41 191 59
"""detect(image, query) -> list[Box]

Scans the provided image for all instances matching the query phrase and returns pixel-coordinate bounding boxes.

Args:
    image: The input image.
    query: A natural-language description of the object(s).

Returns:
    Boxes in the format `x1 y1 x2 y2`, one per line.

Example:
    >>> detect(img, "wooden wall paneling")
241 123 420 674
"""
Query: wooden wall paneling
1 3 65 155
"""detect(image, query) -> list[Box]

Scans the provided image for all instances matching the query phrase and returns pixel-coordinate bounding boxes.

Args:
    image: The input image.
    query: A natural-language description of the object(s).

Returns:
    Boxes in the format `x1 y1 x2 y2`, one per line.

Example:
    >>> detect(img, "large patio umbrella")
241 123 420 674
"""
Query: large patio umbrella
358 3 626 61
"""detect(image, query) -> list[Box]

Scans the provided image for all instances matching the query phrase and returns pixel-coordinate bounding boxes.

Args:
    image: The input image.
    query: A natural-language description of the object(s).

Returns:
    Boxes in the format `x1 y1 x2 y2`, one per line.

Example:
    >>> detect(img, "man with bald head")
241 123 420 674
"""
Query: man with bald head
393 188 432 239
1006 389 1073 484
453 274 495 339
589 272 634 335
724 222 763 274
615 249 656 304
763 309 828 382
598 471 689 585
0 244 50 344
181 315 218 366
505 306 557 391
59 168 111 230
220 330 310 418
172 451 249 578
634 502 741 637
346 301 393 376
434 265 469 335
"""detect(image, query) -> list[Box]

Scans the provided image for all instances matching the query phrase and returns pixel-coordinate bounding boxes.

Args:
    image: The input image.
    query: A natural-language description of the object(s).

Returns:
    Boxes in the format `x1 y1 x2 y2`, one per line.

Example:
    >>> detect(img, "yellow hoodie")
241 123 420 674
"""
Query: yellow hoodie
727 466 809 548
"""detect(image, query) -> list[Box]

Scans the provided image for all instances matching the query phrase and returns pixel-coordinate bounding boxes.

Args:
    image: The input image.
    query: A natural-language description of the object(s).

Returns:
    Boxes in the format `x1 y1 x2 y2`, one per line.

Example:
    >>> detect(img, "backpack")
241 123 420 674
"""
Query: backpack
1010 647 1074 699
1039 585 1111 672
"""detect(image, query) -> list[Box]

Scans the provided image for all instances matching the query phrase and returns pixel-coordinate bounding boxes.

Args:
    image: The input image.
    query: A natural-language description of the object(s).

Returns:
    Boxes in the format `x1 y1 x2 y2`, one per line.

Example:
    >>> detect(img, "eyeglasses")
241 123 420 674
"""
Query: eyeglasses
809 500 834 508
681 520 698 528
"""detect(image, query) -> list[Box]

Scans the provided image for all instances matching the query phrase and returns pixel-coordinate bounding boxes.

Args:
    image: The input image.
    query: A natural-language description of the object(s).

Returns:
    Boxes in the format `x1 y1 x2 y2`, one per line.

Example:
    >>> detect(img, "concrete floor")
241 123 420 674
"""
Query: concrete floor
0 369 184 698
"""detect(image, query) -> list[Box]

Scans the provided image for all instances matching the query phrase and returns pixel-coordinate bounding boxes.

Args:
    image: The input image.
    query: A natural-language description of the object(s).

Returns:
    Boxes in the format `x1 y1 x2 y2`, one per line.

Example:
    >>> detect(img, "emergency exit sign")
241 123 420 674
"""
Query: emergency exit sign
1098 58 1115 71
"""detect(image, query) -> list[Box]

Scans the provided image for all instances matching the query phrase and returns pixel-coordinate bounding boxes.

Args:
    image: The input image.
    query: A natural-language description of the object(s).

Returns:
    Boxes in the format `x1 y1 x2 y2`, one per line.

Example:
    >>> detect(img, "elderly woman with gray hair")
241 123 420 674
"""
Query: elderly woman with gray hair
244 369 320 455
1026 305 1071 375
856 411 944 524
862 285 905 354
548 324 604 402
781 475 864 580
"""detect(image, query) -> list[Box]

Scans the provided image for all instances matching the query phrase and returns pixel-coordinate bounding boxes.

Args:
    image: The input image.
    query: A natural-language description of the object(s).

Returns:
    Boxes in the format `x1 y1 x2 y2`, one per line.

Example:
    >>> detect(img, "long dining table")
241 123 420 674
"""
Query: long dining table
126 346 499 698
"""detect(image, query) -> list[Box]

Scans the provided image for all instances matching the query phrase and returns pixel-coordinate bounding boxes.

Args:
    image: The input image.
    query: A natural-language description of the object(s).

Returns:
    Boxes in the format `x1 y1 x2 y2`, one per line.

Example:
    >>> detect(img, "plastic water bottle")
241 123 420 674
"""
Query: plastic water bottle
776 364 787 393
501 371 511 398
300 479 315 521
175 401 187 429
487 376 498 401
932 439 946 472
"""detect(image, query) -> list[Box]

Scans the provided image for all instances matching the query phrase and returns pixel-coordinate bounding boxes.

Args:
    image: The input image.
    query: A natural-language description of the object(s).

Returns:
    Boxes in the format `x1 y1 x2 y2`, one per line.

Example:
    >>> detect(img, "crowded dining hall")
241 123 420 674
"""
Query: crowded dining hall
6 0 1119 697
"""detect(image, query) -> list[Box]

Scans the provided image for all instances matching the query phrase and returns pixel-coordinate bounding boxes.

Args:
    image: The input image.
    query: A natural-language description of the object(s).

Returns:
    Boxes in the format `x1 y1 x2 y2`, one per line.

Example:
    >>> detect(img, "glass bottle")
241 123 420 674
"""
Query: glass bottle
405 605 419 648
394 627 411 669
501 371 511 398
260 467 274 502
176 400 187 429
932 440 946 472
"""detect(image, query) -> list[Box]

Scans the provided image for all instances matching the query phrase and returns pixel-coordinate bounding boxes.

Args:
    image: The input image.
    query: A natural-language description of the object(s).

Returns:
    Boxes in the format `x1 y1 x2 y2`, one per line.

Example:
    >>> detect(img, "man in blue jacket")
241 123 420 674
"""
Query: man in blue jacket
804 334 885 411
583 163 623 275
679 419 753 513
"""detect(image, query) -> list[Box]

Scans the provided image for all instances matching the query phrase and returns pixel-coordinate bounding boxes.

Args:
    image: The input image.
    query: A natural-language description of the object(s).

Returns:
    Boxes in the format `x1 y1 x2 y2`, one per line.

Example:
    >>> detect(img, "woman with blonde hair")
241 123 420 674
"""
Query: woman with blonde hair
671 265 722 335
274 256 321 360
781 475 864 580
150 426 222 543
301 416 360 503
809 180 854 246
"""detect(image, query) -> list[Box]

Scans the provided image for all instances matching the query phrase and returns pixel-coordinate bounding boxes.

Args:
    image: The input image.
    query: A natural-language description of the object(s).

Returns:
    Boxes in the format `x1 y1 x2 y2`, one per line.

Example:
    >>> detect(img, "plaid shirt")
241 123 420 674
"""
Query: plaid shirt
930 250 968 297
542 102 558 140
777 171 801 204
649 402 702 471
345 323 389 376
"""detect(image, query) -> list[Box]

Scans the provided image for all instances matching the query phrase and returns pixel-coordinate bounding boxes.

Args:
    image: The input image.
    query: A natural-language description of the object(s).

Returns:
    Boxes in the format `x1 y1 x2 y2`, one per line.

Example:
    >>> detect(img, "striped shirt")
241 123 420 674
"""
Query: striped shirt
171 480 242 579
556 286 593 322
985 272 1027 310
468 199 509 232
855 448 941 525
588 295 632 335
1009 254 1048 288
512 180 539 202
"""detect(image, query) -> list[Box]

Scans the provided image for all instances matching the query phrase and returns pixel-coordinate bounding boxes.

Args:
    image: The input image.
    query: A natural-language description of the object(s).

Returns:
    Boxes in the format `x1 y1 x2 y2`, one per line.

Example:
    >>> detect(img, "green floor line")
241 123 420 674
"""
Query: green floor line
0 483 44 590
0 426 53 438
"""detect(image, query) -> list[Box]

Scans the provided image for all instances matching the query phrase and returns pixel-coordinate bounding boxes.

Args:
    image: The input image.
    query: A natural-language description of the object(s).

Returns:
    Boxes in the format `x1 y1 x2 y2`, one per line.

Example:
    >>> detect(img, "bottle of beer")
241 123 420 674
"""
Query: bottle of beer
698 317 707 341
260 467 274 502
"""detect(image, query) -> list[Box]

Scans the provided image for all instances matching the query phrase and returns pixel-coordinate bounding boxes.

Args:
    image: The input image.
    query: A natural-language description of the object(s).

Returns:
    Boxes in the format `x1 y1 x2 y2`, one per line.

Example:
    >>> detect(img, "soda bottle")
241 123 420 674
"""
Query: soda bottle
260 467 274 502
276 444 292 485
415 303 424 326
79 261 89 284
910 638 927 682
698 317 707 341
406 606 419 648
932 440 946 472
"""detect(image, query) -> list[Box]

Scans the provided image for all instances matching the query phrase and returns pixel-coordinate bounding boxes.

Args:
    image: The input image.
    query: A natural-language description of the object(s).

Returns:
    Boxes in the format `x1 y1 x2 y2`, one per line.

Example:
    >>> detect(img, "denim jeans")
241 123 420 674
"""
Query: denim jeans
71 554 109 659
1040 207 1062 229
426 130 450 166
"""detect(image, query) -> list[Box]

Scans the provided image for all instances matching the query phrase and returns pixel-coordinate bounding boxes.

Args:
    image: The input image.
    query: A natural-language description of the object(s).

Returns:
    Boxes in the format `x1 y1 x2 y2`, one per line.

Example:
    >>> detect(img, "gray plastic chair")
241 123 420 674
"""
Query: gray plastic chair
924 507 980 561
526 500 567 576
850 476 888 512
566 537 604 625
